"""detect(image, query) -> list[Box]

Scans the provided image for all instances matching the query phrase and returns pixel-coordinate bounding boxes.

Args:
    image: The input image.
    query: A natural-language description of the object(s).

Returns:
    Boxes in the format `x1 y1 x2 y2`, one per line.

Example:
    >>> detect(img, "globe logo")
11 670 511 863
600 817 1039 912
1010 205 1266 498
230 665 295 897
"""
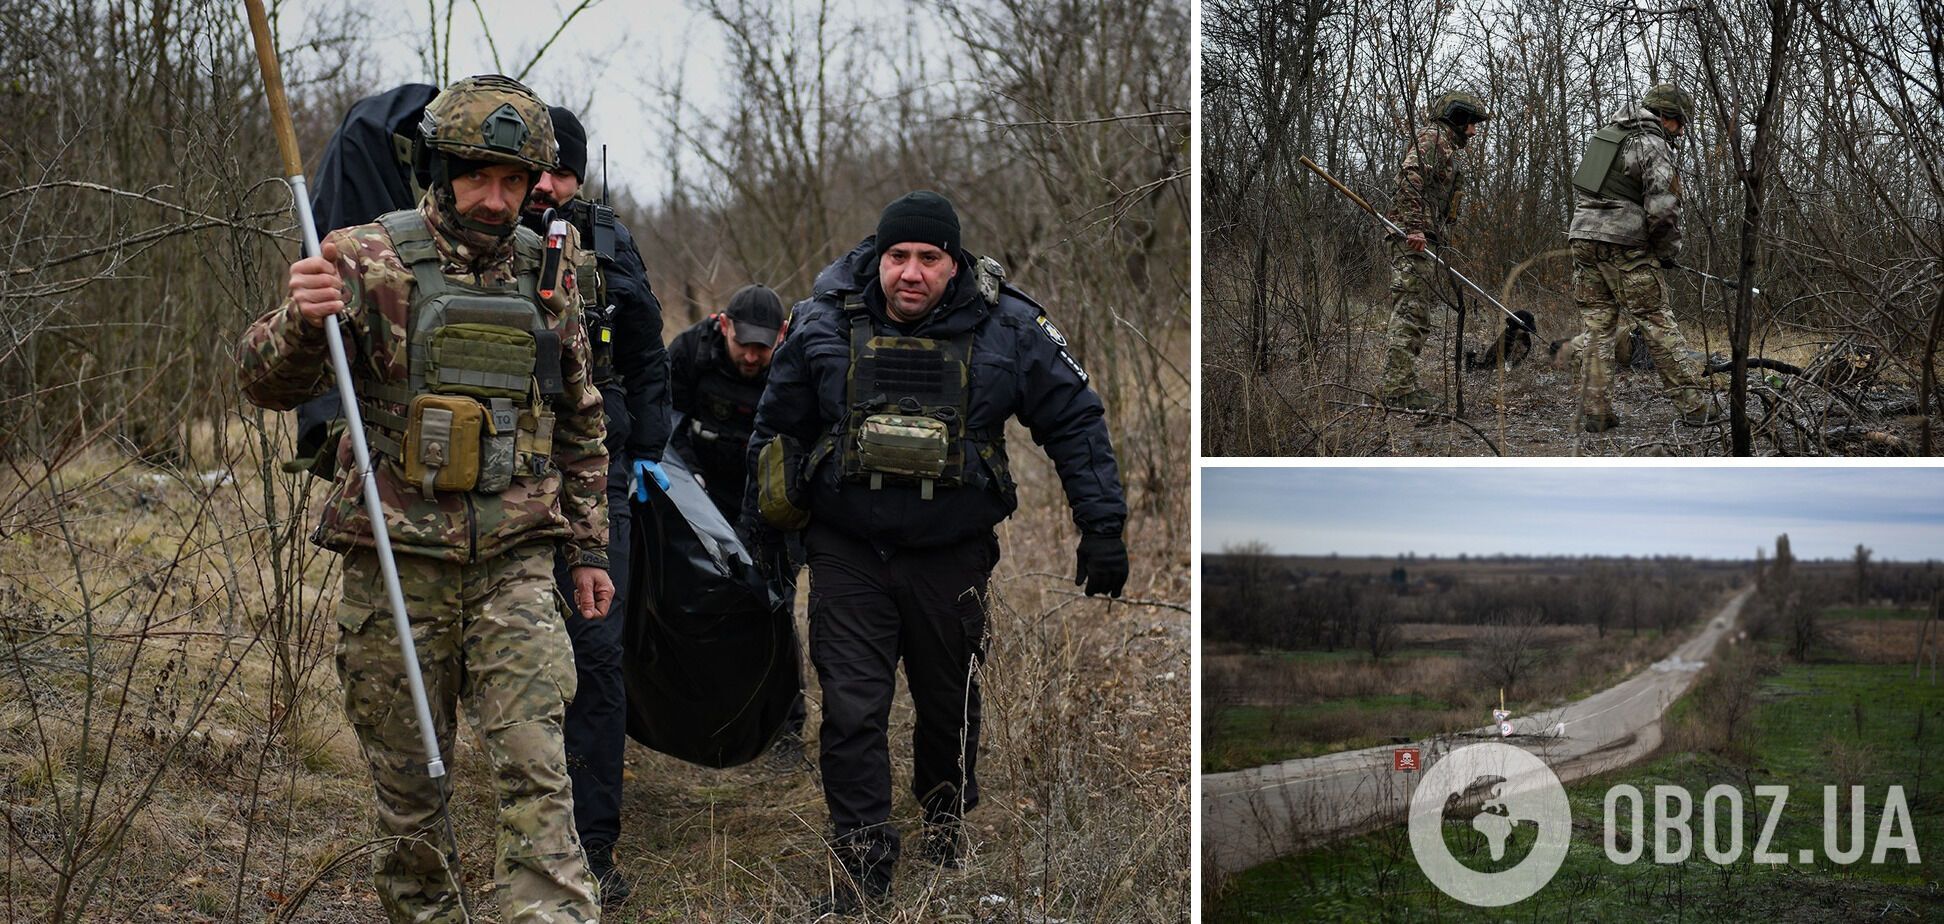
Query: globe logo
1408 743 1572 906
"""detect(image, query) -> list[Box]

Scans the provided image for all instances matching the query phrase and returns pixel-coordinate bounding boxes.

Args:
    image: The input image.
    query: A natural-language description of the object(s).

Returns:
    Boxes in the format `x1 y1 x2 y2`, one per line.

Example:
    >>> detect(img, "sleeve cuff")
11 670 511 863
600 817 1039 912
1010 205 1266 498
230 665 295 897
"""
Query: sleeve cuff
564 546 610 571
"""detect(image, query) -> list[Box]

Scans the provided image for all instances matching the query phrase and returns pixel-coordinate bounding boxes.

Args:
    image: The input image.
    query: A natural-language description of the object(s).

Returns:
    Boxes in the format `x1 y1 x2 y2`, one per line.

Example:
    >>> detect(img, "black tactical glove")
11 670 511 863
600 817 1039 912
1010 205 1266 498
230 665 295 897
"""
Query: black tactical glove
1074 531 1129 599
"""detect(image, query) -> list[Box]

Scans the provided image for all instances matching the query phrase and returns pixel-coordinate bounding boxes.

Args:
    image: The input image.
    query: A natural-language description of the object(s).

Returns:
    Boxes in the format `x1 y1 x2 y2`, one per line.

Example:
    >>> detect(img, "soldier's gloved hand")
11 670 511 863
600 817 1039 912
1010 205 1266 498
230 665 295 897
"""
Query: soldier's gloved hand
630 458 670 502
1074 531 1129 599
1405 231 1428 253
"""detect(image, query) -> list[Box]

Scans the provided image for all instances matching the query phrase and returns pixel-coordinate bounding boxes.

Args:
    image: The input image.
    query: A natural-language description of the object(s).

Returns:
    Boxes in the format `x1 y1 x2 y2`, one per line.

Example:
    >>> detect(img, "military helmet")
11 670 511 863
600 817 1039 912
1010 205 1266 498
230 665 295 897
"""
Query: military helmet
417 75 557 173
1642 83 1695 125
1430 90 1492 125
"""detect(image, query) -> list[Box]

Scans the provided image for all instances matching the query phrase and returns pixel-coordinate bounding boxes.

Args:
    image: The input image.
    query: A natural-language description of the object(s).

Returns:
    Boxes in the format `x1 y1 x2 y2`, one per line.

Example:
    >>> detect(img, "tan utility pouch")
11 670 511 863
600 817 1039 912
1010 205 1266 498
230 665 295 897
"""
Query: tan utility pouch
404 394 483 495
515 408 556 476
856 414 949 498
756 435 811 531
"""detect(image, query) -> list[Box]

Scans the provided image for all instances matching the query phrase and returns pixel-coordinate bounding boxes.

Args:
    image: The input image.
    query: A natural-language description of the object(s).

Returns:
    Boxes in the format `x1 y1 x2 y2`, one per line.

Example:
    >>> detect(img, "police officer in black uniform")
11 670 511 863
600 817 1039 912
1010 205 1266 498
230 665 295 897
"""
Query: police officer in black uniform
524 105 671 908
668 285 786 519
745 190 1129 915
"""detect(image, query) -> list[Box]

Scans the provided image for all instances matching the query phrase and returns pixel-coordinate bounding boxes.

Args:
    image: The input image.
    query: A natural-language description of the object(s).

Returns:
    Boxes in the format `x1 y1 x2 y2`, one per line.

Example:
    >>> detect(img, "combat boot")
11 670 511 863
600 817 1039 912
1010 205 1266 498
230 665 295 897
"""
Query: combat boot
1580 411 1620 433
1384 388 1437 411
809 831 896 918
586 844 632 909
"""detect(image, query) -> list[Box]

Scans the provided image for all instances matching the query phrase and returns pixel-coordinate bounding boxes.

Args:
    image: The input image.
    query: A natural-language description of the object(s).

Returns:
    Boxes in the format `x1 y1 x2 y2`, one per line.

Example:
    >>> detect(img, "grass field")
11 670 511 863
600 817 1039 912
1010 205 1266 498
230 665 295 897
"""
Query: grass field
1822 605 1932 621
1207 632 1944 922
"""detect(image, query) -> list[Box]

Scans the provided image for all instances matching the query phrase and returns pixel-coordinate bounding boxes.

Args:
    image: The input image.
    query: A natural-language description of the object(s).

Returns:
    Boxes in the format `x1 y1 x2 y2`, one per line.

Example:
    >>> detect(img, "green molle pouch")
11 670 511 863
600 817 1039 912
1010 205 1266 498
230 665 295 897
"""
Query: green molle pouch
424 323 535 400
476 397 518 494
856 414 950 499
757 435 812 531
404 394 482 495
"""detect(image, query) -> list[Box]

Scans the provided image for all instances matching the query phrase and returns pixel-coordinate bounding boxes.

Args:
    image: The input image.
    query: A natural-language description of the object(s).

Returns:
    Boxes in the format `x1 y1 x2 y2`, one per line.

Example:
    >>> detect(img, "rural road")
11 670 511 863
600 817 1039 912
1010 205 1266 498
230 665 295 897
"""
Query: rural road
1201 587 1752 875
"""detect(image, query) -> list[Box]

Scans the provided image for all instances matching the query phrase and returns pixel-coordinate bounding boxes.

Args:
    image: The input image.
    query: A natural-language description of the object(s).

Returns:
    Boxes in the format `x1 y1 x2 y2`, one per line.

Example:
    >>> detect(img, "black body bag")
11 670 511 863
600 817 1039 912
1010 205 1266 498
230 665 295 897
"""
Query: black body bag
624 446 800 767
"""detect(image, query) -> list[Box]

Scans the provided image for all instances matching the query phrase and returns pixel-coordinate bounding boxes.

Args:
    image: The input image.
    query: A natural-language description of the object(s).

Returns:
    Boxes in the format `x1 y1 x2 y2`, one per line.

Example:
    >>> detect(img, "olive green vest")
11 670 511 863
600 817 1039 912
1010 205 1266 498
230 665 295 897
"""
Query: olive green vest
356 210 564 494
826 294 1003 501
1572 123 1650 205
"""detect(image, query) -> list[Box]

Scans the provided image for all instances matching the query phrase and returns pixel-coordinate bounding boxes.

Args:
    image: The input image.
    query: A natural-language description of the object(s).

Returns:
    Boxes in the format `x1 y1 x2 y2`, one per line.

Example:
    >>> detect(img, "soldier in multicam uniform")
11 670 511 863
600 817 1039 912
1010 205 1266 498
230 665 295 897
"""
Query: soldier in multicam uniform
1567 83 1721 432
236 75 605 923
744 190 1130 916
1381 90 1492 410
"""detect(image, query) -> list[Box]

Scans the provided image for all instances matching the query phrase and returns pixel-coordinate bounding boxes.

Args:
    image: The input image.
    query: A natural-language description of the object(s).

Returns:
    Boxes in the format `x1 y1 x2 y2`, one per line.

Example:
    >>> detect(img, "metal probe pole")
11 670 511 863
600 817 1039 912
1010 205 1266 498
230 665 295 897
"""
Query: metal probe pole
1682 264 1762 297
244 0 446 789
1300 155 1535 333
242 11 468 916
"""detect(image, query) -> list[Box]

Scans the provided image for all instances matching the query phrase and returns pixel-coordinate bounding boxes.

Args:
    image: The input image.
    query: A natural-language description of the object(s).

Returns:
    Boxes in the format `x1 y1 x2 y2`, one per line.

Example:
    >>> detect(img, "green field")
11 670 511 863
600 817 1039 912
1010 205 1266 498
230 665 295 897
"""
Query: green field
1822 605 1932 621
1209 652 1944 923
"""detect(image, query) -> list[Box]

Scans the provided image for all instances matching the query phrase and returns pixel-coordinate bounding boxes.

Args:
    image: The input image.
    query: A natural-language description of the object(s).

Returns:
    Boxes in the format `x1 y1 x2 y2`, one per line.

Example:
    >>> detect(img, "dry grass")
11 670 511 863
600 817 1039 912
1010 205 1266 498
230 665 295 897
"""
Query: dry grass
2 412 1189 922
1824 618 1943 665
1202 257 1940 457
1205 621 1704 772
1209 622 1687 709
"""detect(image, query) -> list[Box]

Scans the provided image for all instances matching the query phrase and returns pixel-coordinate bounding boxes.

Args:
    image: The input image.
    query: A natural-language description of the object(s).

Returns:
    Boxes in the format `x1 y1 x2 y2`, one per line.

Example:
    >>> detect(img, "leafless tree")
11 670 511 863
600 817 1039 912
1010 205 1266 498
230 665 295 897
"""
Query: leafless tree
1203 0 1943 456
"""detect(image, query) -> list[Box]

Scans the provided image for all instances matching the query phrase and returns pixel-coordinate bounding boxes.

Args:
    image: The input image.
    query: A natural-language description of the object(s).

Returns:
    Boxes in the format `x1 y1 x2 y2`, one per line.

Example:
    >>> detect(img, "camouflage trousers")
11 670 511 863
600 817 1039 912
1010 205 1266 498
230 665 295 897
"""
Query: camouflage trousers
336 544 598 924
1571 240 1705 418
1381 239 1437 397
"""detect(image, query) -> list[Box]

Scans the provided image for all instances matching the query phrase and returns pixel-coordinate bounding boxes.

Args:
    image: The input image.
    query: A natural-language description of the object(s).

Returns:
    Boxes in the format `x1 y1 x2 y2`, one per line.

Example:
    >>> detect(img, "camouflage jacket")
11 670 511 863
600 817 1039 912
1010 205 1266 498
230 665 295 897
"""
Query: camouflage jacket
236 198 609 566
1388 120 1465 241
1568 107 1683 260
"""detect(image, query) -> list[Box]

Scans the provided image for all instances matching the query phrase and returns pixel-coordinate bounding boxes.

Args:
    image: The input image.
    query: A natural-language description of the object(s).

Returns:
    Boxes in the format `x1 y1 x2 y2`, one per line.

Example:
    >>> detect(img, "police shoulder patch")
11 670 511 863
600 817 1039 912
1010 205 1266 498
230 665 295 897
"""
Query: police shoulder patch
1035 314 1068 347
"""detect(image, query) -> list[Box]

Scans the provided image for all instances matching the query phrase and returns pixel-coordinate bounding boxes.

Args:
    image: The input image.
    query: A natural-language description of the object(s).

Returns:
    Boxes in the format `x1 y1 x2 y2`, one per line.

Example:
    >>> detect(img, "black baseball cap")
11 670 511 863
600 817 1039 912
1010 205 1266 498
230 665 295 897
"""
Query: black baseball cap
724 284 785 346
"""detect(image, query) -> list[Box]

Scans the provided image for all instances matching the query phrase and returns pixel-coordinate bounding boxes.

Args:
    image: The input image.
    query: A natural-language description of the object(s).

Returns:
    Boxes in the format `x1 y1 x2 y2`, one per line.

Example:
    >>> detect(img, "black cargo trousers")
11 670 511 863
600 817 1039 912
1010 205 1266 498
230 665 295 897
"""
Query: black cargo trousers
805 519 996 859
554 389 634 855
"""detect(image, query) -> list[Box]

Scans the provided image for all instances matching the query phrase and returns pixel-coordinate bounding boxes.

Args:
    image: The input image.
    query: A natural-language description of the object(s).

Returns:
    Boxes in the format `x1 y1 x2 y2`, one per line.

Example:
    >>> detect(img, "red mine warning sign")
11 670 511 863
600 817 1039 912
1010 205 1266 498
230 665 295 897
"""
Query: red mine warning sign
1393 748 1420 772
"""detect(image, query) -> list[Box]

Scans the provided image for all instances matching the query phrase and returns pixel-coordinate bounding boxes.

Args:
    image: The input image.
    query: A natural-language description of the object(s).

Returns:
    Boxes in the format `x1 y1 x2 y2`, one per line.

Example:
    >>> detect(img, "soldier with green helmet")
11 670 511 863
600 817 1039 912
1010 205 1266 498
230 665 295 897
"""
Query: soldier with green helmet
237 75 606 922
1567 82 1721 432
1381 90 1491 410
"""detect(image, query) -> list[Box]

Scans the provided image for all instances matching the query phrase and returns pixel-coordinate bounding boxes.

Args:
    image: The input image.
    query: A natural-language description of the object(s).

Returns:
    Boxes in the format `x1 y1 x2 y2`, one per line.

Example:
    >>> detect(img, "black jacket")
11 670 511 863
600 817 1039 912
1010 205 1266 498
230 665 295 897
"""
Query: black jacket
746 238 1125 550
669 315 768 516
600 214 672 461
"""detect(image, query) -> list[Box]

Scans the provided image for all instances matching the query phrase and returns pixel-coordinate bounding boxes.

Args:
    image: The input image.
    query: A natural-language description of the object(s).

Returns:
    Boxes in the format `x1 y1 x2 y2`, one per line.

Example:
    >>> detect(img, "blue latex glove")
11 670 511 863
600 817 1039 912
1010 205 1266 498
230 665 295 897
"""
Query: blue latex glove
630 458 670 501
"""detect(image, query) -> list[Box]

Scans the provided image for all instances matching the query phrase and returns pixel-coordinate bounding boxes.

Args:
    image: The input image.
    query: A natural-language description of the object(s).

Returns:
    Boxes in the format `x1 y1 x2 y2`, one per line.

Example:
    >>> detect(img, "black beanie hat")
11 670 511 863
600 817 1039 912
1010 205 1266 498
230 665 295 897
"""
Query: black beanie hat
874 190 960 257
548 106 588 180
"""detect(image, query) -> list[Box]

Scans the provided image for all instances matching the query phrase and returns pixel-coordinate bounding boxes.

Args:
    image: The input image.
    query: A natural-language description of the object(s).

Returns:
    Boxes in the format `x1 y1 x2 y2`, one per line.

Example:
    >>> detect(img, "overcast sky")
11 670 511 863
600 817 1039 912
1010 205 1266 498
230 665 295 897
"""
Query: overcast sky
269 0 727 202
1203 467 1944 561
266 0 951 205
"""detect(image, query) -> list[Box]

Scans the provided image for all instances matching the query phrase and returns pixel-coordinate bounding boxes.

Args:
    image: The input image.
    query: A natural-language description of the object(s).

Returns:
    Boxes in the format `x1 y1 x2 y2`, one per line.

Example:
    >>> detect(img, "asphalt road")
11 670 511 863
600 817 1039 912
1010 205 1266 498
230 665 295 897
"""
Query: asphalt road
1202 587 1752 876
